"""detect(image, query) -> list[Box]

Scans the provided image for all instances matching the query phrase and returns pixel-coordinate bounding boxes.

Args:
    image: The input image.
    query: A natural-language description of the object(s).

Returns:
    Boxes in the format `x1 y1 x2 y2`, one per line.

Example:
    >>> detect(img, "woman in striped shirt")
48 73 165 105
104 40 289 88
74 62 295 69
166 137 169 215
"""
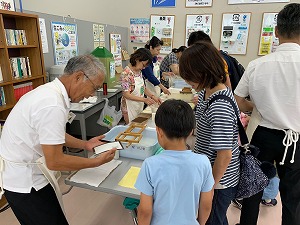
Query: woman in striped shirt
179 41 240 225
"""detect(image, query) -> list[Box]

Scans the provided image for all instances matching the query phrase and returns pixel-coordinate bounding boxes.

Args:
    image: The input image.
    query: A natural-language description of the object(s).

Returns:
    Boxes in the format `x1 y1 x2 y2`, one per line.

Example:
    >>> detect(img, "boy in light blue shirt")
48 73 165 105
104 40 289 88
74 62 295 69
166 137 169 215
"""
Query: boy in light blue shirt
135 99 214 225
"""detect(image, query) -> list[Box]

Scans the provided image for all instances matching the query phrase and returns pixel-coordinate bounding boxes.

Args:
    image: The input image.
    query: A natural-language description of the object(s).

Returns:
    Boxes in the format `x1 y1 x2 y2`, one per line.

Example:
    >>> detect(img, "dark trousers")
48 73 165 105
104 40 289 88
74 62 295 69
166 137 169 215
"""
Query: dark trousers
239 126 300 225
5 183 69 225
206 185 237 225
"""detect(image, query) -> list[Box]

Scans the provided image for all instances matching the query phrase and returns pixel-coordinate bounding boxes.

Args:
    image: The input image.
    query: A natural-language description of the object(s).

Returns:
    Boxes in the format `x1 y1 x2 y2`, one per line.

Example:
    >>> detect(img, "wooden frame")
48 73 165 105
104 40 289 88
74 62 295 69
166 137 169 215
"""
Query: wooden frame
115 123 146 147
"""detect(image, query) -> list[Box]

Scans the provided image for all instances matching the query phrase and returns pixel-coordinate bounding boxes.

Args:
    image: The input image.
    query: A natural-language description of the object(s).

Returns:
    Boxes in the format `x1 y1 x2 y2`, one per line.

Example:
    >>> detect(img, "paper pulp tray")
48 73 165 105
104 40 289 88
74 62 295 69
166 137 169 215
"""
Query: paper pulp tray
103 125 160 160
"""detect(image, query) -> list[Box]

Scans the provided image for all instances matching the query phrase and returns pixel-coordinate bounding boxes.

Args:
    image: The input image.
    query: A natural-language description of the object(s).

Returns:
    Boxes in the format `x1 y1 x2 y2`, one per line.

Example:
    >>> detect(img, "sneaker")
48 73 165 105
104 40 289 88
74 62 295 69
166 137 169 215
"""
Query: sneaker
261 199 277 206
232 199 243 210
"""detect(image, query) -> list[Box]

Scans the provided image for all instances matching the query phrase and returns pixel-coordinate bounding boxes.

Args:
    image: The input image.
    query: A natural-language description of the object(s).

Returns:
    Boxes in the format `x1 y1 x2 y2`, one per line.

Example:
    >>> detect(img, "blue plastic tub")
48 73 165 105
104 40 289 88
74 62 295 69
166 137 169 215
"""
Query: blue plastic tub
103 125 160 160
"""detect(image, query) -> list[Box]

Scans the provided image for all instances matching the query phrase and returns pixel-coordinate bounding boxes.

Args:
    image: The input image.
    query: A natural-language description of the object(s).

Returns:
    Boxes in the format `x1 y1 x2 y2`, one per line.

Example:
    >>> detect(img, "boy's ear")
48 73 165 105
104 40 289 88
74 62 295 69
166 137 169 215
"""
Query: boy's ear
156 126 163 138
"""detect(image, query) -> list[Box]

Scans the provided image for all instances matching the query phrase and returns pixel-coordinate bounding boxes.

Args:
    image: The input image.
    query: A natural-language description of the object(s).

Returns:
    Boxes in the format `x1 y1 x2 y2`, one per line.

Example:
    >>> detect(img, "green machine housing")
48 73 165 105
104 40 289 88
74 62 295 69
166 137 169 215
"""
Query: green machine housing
91 47 116 88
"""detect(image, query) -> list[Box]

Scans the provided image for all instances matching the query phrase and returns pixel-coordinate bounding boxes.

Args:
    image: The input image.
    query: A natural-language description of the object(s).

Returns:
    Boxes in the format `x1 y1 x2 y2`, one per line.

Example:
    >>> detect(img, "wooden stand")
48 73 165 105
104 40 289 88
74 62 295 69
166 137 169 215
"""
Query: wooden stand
180 87 192 94
115 123 146 147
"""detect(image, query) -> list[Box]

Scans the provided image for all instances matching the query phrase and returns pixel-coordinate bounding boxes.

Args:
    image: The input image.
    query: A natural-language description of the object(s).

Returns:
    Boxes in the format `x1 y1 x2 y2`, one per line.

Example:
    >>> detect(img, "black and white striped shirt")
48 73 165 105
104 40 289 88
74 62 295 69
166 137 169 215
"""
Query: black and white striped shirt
194 87 240 187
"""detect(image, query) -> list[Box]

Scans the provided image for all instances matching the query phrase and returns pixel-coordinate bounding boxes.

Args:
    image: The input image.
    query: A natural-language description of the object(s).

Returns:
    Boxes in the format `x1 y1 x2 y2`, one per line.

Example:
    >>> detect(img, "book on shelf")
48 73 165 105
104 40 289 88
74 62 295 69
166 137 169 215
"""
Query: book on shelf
0 65 3 82
0 119 5 137
4 29 27 46
10 57 32 79
13 82 33 101
0 87 6 106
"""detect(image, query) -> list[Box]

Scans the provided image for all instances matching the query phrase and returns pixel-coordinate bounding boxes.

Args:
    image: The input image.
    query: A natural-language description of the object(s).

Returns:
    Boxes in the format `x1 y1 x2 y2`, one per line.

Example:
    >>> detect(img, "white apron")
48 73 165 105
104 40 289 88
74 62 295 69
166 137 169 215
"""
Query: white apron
125 76 145 122
145 62 161 97
0 155 65 214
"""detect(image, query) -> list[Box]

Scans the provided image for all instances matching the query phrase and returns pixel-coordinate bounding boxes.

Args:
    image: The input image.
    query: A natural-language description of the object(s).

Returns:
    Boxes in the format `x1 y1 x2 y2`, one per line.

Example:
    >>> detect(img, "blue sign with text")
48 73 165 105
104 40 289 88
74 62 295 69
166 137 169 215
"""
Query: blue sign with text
152 0 176 7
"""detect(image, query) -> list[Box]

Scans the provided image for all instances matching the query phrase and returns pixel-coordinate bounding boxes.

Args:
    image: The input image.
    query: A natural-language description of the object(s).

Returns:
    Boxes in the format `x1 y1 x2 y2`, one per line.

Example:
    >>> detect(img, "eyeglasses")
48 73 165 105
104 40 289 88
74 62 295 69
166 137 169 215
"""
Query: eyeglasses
83 72 98 92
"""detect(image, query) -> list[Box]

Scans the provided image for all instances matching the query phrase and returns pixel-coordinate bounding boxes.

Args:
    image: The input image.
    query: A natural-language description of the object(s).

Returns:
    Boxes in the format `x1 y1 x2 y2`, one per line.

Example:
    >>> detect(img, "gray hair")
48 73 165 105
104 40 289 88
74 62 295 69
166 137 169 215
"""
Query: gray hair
63 54 106 79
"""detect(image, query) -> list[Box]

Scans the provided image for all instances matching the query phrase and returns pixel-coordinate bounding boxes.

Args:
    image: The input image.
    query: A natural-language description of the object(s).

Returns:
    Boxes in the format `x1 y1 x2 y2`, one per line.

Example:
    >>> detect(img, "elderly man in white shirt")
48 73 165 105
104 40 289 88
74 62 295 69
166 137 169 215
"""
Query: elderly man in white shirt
0 55 116 225
234 3 300 225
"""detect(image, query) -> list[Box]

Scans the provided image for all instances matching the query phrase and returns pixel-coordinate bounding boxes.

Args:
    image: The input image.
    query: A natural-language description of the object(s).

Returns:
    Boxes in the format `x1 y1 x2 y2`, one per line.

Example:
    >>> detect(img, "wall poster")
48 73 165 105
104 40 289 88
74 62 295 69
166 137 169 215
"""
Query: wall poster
150 15 175 54
258 13 279 55
51 22 78 65
109 33 122 67
152 0 176 7
186 0 213 7
220 13 251 55
39 18 49 53
228 0 289 4
0 0 15 11
130 18 150 43
93 24 105 49
185 14 213 45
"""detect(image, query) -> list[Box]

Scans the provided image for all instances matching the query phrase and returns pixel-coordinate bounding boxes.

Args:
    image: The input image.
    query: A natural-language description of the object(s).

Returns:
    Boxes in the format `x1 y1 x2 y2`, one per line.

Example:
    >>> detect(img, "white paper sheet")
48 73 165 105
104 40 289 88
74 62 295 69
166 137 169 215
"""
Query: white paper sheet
94 142 123 154
70 103 93 111
70 160 122 187
79 96 98 103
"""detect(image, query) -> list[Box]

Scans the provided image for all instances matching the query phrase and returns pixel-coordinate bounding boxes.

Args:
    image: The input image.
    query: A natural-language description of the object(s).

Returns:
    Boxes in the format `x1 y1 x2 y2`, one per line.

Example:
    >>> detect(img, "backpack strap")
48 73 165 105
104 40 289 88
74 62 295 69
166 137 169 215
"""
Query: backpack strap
208 95 249 146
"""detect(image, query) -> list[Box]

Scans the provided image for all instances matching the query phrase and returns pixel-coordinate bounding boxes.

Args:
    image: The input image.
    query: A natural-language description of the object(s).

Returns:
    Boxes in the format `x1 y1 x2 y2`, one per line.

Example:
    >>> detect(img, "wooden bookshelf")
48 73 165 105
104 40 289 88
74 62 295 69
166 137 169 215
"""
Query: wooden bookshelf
0 9 46 119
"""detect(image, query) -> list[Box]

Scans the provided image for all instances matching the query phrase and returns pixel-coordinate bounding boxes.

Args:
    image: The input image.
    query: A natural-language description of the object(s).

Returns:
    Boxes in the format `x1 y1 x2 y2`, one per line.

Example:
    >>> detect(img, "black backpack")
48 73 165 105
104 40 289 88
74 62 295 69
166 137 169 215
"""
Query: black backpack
220 50 245 93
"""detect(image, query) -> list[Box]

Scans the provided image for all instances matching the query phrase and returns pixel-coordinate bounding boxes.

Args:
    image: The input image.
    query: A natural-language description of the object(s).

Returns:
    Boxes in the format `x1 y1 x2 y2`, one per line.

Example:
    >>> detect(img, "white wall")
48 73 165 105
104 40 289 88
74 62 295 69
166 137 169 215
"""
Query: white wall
20 0 298 67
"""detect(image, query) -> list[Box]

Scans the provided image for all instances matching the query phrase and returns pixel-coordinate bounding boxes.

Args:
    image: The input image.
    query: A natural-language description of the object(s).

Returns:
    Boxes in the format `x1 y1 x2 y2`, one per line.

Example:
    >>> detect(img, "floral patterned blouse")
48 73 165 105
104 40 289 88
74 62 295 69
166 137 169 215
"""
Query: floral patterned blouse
120 66 144 113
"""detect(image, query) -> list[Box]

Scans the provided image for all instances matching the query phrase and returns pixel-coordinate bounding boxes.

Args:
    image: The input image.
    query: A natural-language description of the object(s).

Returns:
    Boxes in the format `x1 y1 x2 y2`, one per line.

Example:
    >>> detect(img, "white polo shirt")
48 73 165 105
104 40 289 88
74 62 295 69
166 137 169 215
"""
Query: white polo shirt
235 43 300 132
0 78 70 193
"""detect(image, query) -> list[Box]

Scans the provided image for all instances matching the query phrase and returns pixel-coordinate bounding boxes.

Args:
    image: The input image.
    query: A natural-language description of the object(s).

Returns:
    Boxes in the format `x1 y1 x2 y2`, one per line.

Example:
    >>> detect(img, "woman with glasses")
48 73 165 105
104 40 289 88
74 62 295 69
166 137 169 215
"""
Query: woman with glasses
120 48 161 124
143 36 171 97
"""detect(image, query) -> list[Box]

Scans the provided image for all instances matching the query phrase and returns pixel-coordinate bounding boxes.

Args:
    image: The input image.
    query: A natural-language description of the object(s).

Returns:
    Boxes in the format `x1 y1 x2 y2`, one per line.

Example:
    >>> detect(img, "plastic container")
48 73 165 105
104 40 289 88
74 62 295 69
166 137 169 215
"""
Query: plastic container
173 78 191 89
103 125 160 160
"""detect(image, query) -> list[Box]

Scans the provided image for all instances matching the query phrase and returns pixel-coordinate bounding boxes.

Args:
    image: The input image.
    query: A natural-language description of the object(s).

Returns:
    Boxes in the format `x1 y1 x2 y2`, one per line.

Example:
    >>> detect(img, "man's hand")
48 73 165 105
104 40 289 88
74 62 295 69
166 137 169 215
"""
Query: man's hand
84 135 107 151
95 148 117 166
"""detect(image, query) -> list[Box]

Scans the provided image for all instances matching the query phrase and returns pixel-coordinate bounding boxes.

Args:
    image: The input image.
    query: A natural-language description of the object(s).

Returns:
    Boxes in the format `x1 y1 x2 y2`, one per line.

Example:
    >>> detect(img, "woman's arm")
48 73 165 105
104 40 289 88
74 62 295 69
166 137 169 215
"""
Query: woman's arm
123 90 146 103
169 64 179 75
234 94 254 112
142 65 160 86
212 150 232 185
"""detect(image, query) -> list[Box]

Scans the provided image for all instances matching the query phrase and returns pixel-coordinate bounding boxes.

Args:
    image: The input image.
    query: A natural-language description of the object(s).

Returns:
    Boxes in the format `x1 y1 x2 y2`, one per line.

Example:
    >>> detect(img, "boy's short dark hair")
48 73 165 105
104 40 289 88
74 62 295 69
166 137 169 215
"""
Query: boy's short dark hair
155 99 195 139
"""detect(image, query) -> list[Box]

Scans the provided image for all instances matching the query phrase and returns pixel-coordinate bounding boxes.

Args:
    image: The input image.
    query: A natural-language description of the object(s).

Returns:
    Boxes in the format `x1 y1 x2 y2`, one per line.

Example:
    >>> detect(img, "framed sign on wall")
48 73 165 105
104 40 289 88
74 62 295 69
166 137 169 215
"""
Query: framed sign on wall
109 33 122 67
220 13 251 55
152 0 176 7
150 15 175 54
258 13 279 55
186 0 213 7
185 14 213 45
0 0 15 11
228 0 289 4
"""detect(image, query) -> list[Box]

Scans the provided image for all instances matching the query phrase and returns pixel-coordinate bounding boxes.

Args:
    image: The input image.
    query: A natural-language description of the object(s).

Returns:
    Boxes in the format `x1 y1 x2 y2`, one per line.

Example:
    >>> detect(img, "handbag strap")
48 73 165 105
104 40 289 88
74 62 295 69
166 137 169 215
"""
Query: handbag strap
208 95 249 146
